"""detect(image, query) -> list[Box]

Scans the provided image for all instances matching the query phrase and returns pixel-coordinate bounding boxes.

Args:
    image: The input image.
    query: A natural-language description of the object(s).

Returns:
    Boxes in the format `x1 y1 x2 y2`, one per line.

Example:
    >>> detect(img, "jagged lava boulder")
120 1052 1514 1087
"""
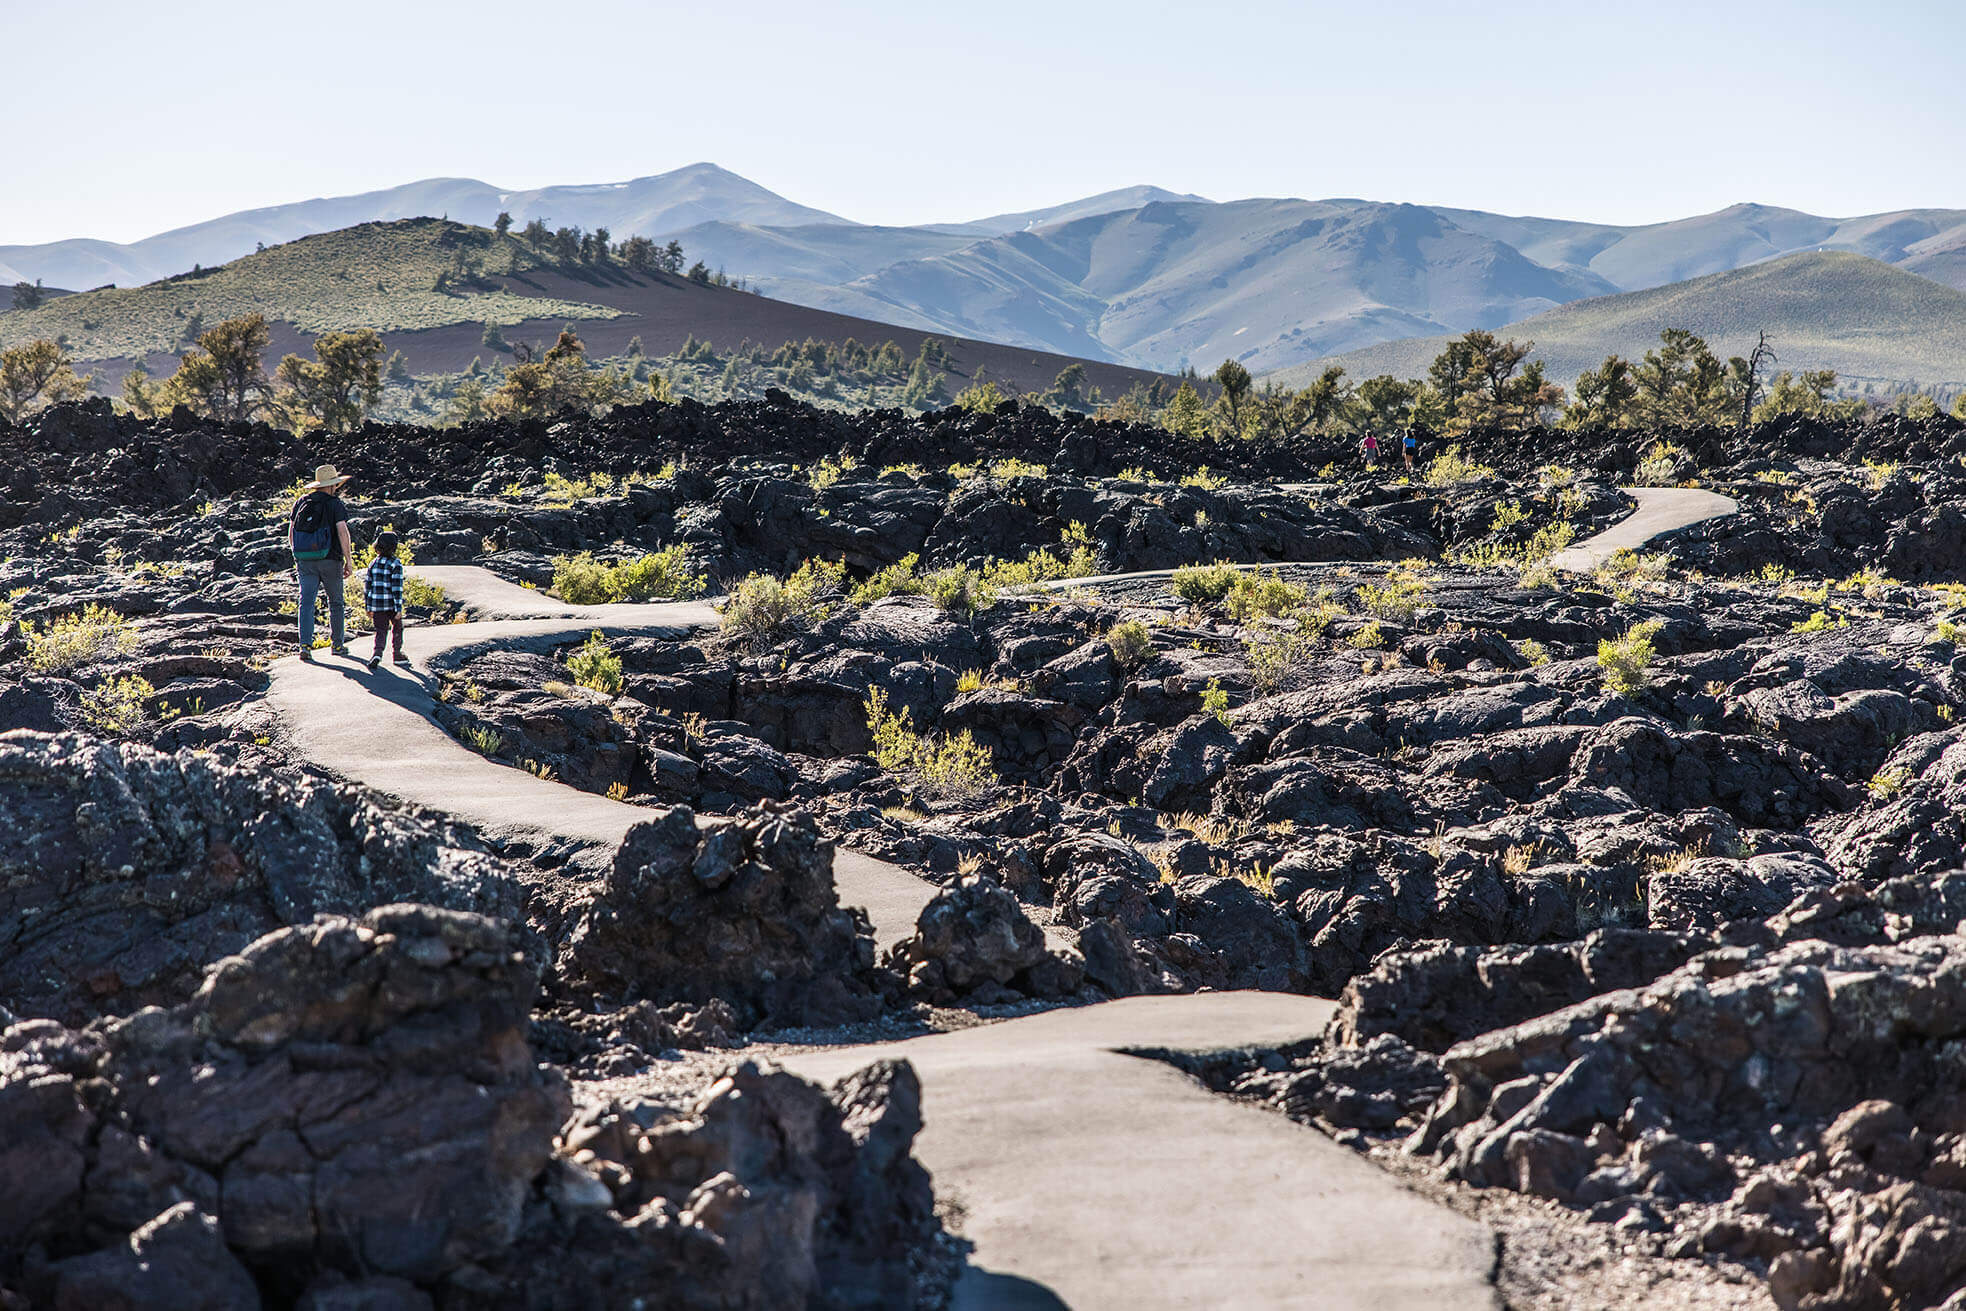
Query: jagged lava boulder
0 730 522 1026
559 804 883 1028
886 872 1084 1004
496 1059 939 1310
0 904 566 1304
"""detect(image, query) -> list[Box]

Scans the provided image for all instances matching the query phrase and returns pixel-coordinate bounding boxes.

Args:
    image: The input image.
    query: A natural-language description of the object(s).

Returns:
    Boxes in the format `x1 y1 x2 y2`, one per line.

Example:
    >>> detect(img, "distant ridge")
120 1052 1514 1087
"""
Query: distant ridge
1277 252 1966 391
6 165 1966 381
0 164 850 292
0 218 1176 405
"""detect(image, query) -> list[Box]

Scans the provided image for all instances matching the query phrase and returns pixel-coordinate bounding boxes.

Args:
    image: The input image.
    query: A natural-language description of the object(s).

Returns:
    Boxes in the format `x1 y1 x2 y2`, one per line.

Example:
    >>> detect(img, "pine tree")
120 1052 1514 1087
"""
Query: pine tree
274 329 385 432
1212 359 1253 434
0 339 91 422
1161 380 1212 440
1565 355 1639 428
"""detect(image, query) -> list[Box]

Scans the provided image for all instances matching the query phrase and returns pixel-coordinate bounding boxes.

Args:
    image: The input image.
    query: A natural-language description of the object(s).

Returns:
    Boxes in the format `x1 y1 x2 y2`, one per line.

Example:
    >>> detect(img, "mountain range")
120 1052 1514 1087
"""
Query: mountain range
7 163 1966 384
1283 252 1966 394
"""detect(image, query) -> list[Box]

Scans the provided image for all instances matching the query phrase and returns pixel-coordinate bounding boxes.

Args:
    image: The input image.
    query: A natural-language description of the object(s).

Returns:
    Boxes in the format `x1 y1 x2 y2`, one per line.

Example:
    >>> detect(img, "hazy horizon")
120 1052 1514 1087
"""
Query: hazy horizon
6 0 1963 247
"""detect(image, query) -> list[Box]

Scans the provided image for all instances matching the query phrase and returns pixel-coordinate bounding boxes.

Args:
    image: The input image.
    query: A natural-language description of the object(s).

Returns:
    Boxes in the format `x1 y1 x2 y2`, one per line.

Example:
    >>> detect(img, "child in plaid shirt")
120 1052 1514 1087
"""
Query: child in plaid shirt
364 530 410 669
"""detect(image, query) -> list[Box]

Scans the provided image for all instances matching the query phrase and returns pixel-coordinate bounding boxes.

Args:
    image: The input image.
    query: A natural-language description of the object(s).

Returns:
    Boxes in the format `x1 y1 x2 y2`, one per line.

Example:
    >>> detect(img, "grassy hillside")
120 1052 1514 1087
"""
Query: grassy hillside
0 220 617 361
1277 252 1966 391
0 217 1177 415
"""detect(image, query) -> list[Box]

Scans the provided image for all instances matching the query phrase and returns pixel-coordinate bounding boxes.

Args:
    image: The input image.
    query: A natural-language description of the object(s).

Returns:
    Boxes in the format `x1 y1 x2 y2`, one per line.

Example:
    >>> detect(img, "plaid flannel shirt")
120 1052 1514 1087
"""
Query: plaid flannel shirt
363 556 405 612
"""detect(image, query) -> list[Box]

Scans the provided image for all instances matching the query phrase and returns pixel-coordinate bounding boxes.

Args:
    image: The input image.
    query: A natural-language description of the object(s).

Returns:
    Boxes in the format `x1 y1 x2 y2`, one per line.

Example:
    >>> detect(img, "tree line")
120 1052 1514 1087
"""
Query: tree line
491 213 744 287
3 315 1963 432
1100 327 1949 444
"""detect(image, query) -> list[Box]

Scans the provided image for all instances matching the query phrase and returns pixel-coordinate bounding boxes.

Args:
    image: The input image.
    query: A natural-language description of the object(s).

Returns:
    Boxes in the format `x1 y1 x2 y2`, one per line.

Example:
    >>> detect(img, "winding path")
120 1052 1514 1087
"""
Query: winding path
1547 485 1737 573
261 490 1737 1309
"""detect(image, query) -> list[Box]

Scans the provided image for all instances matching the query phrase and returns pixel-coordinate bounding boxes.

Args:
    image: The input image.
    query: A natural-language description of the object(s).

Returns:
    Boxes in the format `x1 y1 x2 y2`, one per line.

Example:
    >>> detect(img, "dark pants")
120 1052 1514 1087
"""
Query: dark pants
297 557 345 649
370 611 404 659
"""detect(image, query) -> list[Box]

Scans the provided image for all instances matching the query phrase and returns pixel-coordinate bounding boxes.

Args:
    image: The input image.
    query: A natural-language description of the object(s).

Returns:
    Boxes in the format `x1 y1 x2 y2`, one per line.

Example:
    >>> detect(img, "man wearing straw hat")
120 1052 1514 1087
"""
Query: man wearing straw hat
290 464 356 662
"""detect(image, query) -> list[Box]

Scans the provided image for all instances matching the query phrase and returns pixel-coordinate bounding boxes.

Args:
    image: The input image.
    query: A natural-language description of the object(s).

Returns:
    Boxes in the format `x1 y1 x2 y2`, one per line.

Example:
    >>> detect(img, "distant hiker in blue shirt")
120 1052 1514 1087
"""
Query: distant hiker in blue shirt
1403 433 1419 471
364 529 410 670
289 464 354 661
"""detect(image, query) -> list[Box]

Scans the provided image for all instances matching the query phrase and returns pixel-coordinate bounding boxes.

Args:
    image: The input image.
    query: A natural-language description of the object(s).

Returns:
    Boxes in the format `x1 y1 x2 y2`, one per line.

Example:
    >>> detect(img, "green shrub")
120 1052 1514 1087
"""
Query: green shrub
1449 519 1578 571
566 631 624 695
1632 441 1686 487
927 566 995 616
720 558 845 646
1594 548 1669 585
1423 445 1495 486
850 553 927 605
1225 573 1308 621
1792 609 1848 633
954 381 1004 413
1247 629 1318 694
551 552 612 603
81 675 154 733
26 604 136 672
1201 678 1231 726
849 552 1047 615
1171 562 1241 604
1358 563 1426 622
1516 638 1552 667
1345 621 1385 650
808 453 857 490
539 471 618 504
462 723 504 756
987 457 1047 481
404 576 449 611
1179 466 1227 490
607 547 708 601
1598 619 1665 696
1867 764 1911 800
980 531 1097 590
1106 620 1155 669
864 687 999 802
552 546 706 603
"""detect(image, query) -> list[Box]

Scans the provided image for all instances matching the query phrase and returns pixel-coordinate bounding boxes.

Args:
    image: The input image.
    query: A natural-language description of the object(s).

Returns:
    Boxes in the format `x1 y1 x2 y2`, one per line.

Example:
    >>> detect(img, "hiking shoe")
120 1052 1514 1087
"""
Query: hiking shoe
299 648 315 664
392 655 412 666
330 645 350 657
368 655 382 671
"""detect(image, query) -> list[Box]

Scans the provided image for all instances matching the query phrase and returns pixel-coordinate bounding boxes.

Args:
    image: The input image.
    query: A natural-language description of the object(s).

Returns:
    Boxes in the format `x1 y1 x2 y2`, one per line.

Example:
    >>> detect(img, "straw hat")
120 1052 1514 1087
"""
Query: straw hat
303 464 350 491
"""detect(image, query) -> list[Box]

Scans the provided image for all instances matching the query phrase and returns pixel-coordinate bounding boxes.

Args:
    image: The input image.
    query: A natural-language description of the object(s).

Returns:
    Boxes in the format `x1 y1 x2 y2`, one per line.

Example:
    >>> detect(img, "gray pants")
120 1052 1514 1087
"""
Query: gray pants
297 557 346 650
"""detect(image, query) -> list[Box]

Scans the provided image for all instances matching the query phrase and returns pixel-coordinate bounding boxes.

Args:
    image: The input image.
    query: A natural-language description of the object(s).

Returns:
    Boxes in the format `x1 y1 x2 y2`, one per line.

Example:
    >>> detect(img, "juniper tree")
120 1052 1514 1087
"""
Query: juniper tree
274 329 385 432
0 338 91 422
1566 355 1640 427
1212 358 1253 434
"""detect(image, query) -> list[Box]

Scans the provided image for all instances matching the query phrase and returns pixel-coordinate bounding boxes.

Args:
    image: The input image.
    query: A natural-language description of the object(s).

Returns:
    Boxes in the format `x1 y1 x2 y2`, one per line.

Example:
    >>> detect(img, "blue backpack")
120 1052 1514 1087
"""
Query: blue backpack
292 495 334 561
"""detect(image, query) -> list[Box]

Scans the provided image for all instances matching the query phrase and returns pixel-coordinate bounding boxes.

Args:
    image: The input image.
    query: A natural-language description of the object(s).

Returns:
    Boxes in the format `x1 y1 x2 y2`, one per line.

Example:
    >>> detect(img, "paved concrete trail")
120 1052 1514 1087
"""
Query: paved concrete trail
262 558 1529 1310
789 995 1497 1310
1547 486 1737 573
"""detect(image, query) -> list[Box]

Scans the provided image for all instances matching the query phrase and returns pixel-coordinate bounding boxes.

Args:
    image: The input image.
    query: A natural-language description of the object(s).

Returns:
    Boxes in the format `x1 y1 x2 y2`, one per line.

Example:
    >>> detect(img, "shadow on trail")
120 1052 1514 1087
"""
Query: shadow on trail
953 1269 1072 1309
308 655 439 705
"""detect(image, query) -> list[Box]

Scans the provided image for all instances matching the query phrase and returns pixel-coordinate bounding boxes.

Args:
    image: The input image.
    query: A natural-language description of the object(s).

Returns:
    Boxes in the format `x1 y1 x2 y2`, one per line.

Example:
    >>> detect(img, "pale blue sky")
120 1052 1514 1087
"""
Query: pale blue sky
6 0 1961 245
